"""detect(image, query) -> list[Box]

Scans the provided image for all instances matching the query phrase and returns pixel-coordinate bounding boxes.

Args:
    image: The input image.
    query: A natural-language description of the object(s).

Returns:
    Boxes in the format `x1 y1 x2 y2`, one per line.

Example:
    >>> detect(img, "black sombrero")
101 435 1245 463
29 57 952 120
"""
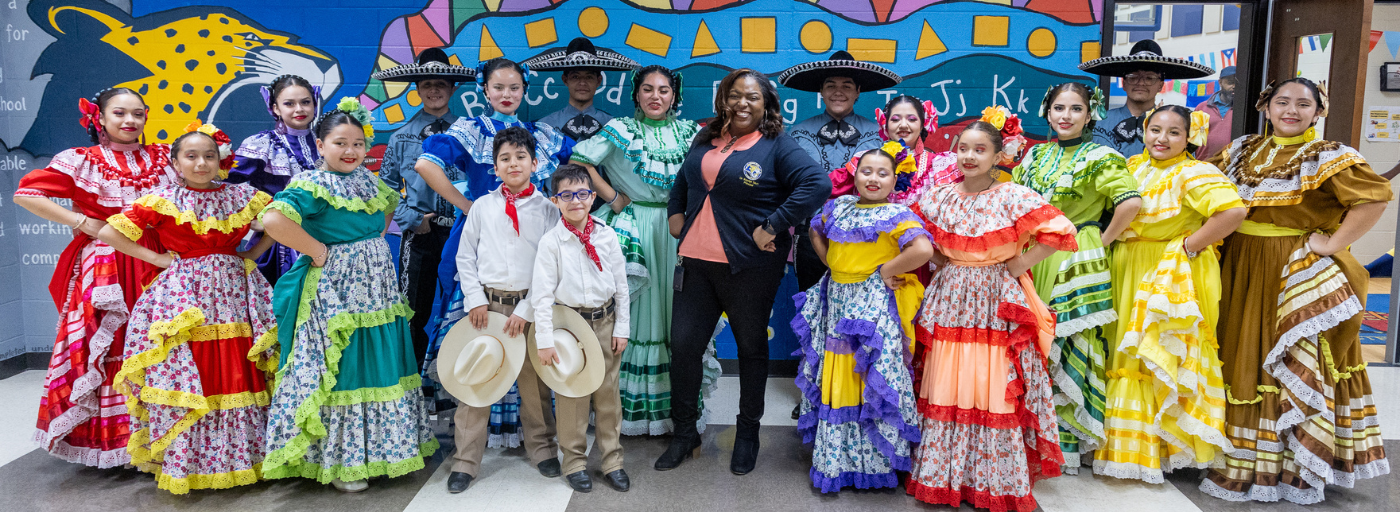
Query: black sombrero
776 51 902 92
1078 39 1214 80
372 48 477 83
522 37 639 73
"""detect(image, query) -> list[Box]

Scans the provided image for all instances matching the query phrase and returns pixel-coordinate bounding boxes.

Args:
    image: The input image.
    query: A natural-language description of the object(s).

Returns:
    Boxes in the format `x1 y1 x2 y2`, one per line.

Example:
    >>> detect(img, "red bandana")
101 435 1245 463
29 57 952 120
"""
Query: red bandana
501 183 535 236
563 218 602 271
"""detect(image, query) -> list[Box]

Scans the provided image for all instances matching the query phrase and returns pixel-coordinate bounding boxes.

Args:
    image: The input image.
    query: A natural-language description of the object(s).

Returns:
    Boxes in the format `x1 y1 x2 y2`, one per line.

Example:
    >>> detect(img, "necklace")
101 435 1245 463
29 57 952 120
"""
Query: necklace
82 145 169 189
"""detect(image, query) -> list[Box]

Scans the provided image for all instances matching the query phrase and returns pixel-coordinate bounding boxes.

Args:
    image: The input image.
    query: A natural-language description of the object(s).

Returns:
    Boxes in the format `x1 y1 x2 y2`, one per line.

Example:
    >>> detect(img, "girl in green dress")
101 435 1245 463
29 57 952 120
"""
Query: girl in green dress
570 65 721 435
259 99 437 492
1011 83 1141 471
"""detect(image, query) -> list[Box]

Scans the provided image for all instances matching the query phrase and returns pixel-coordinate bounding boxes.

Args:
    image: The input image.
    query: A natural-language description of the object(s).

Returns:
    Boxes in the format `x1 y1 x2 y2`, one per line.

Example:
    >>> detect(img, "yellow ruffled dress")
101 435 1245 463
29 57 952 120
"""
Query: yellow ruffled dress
1095 152 1244 482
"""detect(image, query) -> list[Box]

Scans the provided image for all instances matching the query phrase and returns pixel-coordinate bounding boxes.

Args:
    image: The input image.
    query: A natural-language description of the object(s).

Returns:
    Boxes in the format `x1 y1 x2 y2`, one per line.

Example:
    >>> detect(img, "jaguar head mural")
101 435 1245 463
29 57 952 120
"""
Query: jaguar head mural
21 0 341 155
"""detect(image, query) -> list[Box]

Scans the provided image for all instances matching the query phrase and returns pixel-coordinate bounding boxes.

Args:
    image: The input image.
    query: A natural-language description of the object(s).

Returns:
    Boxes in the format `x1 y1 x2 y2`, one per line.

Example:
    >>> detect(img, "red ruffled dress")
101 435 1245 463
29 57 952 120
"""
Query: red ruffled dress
907 182 1076 512
15 142 178 467
107 183 277 493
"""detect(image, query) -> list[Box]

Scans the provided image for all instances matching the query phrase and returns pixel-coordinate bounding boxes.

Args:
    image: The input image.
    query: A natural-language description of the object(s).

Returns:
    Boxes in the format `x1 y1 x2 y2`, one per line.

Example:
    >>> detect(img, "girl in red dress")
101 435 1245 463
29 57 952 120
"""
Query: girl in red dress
13 88 179 467
99 123 277 493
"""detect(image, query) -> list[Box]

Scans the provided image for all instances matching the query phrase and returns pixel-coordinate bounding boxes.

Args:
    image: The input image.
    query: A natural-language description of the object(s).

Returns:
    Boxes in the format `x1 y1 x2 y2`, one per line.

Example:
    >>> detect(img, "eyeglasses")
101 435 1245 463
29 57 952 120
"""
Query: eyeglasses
1123 73 1163 84
553 190 595 203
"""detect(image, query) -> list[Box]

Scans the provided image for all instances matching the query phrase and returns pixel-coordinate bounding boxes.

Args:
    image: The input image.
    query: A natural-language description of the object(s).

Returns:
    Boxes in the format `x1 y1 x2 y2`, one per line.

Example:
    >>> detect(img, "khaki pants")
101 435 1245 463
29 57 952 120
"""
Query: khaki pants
451 291 558 476
555 306 624 475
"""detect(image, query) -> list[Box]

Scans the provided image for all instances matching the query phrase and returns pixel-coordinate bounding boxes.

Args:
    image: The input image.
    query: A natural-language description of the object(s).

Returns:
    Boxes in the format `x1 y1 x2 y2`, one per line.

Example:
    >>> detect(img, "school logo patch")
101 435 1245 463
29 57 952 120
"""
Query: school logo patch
743 162 763 181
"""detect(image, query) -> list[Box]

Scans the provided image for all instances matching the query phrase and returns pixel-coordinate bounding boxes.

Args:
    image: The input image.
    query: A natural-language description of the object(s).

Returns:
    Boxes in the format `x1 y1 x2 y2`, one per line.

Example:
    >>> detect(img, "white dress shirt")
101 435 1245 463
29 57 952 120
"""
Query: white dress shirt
530 217 631 349
456 186 559 322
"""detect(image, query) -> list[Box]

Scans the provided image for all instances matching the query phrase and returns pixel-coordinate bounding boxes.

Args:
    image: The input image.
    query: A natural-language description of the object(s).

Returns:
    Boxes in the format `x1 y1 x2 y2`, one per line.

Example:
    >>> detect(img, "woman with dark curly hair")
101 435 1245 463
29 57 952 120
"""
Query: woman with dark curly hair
656 68 829 475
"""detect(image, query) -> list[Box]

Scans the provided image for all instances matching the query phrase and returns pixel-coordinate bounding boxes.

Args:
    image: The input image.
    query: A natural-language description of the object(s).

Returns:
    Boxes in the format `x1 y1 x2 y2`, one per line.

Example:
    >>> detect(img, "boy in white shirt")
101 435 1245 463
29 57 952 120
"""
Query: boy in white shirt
447 126 562 493
530 164 631 493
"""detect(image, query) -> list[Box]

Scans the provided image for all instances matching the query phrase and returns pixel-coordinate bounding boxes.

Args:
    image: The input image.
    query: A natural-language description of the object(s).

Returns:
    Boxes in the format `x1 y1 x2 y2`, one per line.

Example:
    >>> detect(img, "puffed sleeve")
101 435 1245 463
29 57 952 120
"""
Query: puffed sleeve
261 186 327 226
889 218 932 249
1018 193 1078 252
418 132 469 177
570 121 621 167
1322 163 1394 208
1183 167 1246 218
809 199 837 238
105 195 166 241
15 150 81 199
1092 152 1141 207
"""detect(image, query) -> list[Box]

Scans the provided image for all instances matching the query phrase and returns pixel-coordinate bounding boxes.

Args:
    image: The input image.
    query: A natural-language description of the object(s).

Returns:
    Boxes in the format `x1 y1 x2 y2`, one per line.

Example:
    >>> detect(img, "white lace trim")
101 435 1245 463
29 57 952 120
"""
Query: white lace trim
1054 308 1118 338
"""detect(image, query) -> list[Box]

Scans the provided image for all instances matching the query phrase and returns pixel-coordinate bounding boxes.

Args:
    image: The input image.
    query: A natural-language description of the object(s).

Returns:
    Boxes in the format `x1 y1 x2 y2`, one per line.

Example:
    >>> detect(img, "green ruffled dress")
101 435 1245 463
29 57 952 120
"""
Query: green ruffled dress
1011 140 1139 470
259 166 437 482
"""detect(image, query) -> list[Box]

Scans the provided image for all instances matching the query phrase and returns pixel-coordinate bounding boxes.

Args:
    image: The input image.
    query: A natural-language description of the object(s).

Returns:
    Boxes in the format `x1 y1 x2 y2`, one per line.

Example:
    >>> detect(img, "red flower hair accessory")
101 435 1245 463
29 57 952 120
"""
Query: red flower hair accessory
78 98 102 131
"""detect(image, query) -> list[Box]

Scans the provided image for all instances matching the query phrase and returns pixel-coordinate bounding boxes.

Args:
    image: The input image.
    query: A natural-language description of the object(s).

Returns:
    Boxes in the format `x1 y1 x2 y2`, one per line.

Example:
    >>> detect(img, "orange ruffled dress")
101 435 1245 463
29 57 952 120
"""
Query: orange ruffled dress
908 182 1076 512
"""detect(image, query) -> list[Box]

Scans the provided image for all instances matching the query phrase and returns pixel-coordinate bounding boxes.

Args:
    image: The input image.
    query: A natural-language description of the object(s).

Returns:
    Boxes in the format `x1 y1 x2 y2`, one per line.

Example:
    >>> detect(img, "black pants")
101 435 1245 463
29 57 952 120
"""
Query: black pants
400 222 451 367
670 257 785 434
793 223 827 292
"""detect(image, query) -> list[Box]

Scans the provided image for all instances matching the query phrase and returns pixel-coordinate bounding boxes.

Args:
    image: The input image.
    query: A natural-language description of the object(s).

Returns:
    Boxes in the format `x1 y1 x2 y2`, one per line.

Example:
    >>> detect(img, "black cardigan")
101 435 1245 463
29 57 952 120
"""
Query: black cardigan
668 130 831 273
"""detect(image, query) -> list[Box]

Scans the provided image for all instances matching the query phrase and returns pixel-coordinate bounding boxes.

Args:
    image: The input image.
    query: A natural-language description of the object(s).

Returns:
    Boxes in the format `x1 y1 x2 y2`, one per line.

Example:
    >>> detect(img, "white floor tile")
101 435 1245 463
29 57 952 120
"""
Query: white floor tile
402 448 575 512
1368 365 1400 440
0 371 43 467
1035 470 1204 512
704 376 800 427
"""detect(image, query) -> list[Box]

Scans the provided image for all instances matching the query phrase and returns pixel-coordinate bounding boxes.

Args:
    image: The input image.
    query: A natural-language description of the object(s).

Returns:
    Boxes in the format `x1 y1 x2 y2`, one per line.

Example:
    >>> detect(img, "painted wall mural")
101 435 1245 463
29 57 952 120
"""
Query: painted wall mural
0 0 1104 360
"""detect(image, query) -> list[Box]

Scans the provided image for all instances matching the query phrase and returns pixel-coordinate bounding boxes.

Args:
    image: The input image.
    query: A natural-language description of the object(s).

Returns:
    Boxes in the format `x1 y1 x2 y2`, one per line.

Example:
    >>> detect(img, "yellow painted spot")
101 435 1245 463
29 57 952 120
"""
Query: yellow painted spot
578 7 608 38
383 104 405 124
385 80 409 99
626 23 672 58
847 38 897 63
524 18 558 48
406 90 421 107
377 54 401 74
972 16 1009 47
800 20 831 54
448 54 464 66
915 21 947 60
741 17 776 53
479 25 504 60
692 21 720 58
1027 28 1056 58
1080 41 1102 63
483 0 502 11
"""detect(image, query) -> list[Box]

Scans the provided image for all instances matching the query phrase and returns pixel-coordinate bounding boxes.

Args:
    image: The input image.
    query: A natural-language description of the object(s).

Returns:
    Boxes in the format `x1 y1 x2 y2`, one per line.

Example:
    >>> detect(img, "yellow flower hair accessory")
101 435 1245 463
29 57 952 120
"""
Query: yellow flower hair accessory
182 120 235 178
876 140 918 192
1188 110 1210 149
981 105 1009 131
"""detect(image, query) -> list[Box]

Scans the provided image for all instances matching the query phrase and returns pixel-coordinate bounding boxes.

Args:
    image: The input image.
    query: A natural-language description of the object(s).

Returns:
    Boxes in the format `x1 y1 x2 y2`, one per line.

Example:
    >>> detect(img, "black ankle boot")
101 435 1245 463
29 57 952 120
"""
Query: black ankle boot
731 427 760 475
654 424 701 471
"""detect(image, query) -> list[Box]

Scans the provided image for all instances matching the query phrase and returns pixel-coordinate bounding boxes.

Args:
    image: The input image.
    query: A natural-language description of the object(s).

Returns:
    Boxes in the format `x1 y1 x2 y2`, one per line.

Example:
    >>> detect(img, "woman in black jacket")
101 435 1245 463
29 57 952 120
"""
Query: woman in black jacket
657 68 830 474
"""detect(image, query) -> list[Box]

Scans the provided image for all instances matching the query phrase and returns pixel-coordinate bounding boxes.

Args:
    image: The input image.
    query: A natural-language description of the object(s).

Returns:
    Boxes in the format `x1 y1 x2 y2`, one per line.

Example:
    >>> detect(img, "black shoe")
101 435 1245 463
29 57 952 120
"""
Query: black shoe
791 404 801 420
603 469 630 492
447 472 473 494
654 429 701 471
566 471 592 493
731 434 759 475
537 458 562 478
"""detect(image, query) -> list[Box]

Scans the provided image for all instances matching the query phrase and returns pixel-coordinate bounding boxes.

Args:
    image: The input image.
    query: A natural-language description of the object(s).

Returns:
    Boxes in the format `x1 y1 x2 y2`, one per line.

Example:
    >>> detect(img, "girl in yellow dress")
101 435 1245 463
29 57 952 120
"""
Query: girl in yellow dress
1095 105 1245 483
793 141 933 492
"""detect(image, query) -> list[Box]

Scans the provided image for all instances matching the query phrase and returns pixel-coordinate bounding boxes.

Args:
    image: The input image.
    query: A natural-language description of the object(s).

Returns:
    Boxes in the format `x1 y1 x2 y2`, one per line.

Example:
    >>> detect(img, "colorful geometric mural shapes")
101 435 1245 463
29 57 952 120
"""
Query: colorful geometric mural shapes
407 14 447 56
1080 41 1100 63
689 0 746 10
380 18 414 64
692 20 720 57
525 18 558 47
480 24 504 60
627 23 672 57
630 0 671 9
499 0 553 11
382 103 406 124
1024 0 1098 25
847 38 897 63
872 0 896 23
741 18 776 53
973 16 1010 47
484 0 502 11
358 94 381 111
916 20 946 60
454 0 489 32
801 21 832 54
579 7 609 38
423 0 453 40
406 90 422 107
1027 27 1056 58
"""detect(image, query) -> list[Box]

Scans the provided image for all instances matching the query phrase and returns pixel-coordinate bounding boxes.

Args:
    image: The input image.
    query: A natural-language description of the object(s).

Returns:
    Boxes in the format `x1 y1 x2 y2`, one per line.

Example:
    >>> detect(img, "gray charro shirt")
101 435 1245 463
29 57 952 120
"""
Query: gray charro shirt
537 104 613 142
380 109 460 230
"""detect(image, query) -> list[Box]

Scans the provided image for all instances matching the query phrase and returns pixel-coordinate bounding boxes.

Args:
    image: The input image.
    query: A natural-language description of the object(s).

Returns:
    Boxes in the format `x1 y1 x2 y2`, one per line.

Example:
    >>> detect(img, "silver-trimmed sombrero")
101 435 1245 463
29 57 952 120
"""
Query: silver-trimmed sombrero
776 51 903 92
1078 39 1214 80
522 37 639 72
372 47 476 83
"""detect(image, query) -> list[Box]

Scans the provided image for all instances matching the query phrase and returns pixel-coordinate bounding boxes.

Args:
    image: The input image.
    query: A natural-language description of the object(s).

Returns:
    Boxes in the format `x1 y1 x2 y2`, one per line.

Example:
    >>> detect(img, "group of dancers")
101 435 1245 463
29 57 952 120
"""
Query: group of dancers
11 34 1389 511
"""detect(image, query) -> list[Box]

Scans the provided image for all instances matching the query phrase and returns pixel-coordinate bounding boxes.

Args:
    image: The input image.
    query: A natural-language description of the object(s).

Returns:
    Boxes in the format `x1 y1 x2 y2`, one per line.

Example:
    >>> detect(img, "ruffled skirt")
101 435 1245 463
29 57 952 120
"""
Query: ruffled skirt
909 263 1062 512
1029 226 1113 468
116 254 277 493
792 272 921 492
263 237 437 482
